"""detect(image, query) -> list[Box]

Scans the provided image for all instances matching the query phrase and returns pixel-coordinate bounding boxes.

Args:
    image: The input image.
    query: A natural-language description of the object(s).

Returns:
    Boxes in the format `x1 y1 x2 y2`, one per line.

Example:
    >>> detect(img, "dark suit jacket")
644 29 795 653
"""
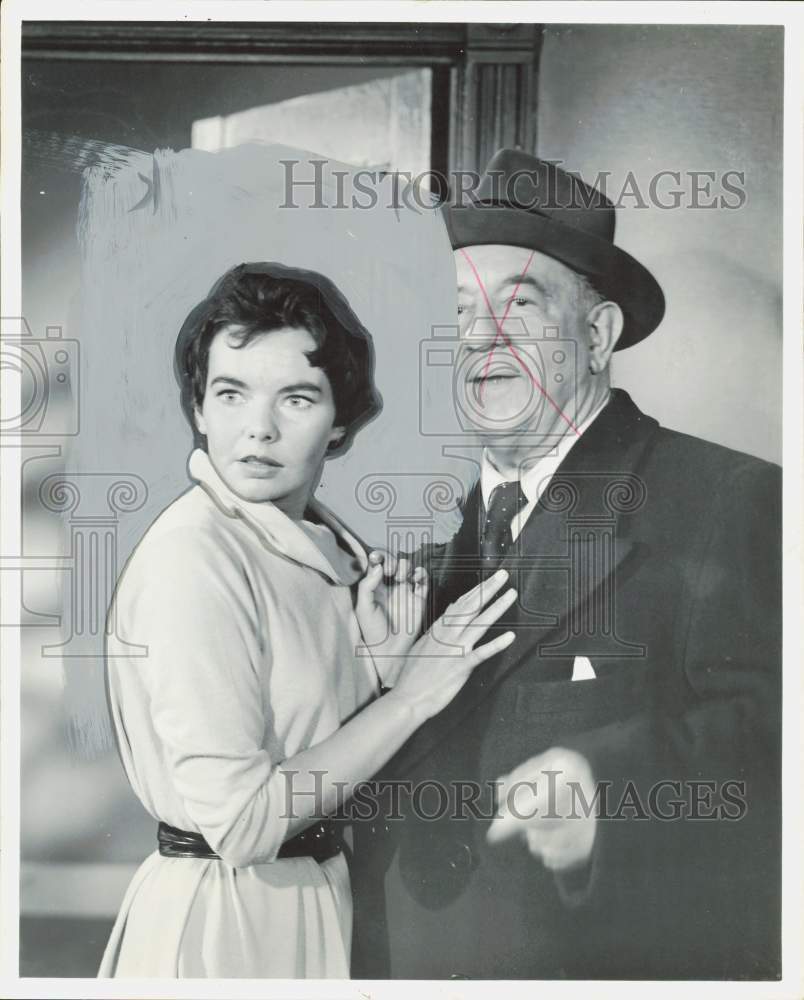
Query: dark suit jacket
351 389 781 980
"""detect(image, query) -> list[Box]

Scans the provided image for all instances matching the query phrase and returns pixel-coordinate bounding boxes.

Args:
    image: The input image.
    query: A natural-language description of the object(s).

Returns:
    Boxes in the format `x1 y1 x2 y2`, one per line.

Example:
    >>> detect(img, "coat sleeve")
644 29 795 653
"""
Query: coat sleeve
555 459 782 971
132 528 291 867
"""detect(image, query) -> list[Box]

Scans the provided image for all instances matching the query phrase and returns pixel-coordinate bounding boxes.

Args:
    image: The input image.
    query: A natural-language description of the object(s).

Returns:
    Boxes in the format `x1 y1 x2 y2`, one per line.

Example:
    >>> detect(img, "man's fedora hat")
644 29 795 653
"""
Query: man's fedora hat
444 148 665 349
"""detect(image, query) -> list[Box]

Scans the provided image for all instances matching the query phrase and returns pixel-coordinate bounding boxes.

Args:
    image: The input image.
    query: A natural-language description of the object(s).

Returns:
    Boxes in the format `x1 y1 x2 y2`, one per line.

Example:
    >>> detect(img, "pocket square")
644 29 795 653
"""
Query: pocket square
571 656 596 681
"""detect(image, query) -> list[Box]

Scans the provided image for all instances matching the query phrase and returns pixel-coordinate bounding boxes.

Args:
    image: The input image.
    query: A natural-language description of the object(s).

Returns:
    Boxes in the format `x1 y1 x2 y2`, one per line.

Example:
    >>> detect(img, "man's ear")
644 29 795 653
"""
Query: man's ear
586 301 624 374
194 404 207 438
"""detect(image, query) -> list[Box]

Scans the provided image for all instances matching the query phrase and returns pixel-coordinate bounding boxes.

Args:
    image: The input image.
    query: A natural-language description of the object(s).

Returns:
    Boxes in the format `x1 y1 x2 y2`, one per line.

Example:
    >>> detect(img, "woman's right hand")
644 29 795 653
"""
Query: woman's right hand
388 568 517 725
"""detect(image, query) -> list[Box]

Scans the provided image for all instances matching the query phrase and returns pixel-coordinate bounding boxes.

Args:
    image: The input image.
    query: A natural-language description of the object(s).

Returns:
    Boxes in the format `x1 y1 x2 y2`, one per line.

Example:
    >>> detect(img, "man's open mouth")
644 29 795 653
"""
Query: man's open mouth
467 365 521 386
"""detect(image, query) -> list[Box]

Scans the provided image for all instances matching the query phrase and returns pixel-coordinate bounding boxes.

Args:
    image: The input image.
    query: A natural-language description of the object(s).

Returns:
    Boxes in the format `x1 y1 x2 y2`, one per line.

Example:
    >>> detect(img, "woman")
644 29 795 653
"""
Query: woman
99 262 516 978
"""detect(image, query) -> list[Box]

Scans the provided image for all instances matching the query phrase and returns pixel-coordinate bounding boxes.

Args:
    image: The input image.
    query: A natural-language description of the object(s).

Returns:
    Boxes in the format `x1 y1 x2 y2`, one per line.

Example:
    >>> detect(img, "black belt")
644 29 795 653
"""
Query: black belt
157 819 343 864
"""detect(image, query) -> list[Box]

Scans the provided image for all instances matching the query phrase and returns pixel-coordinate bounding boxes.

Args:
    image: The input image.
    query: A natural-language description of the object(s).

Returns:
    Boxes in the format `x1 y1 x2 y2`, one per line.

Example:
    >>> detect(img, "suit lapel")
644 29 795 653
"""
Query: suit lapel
387 390 659 776
431 485 483 613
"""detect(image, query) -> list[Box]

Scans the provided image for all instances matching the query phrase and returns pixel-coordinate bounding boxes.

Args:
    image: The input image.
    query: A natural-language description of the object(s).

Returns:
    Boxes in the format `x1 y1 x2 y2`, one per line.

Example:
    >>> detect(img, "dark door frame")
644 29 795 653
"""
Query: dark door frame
22 20 543 180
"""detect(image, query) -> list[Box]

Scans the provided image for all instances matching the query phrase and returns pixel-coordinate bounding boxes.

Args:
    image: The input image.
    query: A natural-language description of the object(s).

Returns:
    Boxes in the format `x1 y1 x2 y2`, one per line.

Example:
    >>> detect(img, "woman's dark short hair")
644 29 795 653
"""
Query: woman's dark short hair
174 262 382 453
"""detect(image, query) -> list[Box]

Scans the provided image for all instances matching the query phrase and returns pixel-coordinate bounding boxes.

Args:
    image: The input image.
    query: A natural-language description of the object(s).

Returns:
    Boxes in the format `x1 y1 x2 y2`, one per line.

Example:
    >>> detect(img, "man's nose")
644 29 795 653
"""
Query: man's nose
460 314 501 349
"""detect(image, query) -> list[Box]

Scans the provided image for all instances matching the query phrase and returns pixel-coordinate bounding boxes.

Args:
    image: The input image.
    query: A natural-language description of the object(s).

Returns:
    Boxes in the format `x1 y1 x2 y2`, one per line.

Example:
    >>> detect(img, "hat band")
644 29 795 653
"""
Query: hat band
452 198 614 240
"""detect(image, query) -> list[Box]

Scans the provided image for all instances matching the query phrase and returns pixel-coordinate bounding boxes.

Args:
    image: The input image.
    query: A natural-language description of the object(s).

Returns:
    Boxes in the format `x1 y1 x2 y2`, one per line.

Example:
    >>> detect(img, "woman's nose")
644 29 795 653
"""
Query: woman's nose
247 406 279 441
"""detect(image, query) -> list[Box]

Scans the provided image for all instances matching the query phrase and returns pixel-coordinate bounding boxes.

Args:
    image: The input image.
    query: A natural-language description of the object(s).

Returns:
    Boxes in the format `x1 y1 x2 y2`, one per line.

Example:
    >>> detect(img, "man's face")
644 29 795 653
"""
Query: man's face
454 244 597 444
194 325 343 515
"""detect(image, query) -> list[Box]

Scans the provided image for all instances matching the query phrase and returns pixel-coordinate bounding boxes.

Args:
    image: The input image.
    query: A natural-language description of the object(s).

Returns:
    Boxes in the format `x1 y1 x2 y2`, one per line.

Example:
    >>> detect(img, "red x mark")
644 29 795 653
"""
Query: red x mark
459 248 581 436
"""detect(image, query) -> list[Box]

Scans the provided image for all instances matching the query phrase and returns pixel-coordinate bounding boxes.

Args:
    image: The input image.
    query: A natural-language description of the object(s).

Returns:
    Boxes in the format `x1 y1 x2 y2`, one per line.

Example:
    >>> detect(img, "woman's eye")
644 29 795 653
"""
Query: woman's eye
285 395 314 409
514 296 530 307
216 390 241 403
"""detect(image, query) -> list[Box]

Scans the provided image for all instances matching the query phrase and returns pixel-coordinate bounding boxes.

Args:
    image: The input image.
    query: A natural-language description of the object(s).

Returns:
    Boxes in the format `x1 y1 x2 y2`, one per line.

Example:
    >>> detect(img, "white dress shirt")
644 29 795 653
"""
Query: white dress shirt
480 393 610 540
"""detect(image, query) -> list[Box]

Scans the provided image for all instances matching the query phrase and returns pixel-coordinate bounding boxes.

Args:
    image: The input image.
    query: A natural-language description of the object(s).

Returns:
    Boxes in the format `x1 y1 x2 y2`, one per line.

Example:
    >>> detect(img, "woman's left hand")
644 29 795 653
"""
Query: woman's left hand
356 550 428 685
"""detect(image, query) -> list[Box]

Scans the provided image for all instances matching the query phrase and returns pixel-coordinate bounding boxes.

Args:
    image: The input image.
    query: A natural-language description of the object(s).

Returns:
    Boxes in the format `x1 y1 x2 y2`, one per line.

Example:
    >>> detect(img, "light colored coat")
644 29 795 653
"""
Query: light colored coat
100 449 378 978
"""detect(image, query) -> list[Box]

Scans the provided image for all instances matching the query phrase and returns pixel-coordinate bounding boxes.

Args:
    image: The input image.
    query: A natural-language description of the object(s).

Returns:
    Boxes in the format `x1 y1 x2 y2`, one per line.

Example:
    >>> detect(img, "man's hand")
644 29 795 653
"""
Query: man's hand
487 747 597 872
355 550 428 686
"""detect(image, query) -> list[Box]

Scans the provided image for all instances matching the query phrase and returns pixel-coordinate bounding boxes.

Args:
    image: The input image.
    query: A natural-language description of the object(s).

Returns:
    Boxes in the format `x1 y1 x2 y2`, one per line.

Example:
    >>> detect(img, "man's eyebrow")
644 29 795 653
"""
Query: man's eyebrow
210 375 248 389
498 273 553 298
457 274 553 298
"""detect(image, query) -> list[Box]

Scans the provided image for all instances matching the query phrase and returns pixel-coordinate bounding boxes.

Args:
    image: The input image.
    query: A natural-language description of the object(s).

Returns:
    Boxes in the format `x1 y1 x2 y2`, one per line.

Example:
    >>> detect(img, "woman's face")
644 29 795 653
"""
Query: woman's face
194 325 343 518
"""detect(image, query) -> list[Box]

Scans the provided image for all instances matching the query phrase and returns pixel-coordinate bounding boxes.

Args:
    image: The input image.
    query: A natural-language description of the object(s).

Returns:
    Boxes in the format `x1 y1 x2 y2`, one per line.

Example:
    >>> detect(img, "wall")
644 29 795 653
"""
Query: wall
19 57 454 935
538 24 783 463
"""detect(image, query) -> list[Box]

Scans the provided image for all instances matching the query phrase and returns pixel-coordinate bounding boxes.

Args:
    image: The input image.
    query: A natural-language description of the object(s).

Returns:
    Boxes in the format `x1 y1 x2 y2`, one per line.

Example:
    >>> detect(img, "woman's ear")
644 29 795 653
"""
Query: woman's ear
327 426 346 452
194 404 207 437
586 300 624 375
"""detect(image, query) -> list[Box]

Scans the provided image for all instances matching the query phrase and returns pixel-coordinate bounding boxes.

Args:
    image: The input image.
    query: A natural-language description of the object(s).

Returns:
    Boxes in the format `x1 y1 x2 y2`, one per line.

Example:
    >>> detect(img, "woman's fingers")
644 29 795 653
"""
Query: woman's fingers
435 586 516 654
467 568 509 607
411 566 428 597
395 556 410 585
447 569 509 620
369 549 399 579
368 550 428 590
356 560 384 611
469 630 516 664
468 586 518 632
431 587 516 654
361 560 384 589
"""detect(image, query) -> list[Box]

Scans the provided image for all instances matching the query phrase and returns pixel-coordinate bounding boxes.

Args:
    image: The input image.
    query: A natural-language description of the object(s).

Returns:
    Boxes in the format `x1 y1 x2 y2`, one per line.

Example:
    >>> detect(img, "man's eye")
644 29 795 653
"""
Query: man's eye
514 296 530 307
216 390 241 402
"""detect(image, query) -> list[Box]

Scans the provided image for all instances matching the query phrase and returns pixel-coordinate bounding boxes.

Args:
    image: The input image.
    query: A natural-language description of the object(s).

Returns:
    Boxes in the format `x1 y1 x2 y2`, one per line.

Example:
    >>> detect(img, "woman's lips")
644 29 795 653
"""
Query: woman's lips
241 454 282 465
239 456 283 476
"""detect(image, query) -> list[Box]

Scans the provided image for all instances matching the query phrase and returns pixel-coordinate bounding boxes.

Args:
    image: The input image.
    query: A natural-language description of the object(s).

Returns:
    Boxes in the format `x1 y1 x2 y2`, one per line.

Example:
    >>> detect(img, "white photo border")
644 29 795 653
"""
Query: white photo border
2 2 801 998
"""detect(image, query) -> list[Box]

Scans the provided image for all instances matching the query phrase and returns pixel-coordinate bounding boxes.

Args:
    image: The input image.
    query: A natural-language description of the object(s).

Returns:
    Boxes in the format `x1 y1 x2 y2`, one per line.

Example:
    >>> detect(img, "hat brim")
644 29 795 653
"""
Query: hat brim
444 203 665 350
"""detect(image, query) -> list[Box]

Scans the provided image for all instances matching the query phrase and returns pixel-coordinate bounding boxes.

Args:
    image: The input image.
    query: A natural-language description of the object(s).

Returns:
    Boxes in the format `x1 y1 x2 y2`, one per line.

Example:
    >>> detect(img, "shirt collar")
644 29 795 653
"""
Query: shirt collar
188 449 366 585
480 392 610 508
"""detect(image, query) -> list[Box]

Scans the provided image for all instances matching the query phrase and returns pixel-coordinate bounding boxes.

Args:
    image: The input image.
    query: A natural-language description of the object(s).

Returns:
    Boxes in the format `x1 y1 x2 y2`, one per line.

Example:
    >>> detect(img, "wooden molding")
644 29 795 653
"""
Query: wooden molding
22 20 543 183
21 21 465 62
450 23 543 174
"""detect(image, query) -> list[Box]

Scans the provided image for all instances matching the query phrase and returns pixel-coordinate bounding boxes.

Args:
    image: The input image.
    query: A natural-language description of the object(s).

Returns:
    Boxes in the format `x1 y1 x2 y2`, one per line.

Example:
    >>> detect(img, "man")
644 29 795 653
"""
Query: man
351 150 781 979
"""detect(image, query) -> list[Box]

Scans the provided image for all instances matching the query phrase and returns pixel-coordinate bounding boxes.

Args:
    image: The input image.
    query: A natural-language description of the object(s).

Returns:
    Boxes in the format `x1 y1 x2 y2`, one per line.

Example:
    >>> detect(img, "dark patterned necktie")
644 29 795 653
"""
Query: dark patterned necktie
480 481 529 573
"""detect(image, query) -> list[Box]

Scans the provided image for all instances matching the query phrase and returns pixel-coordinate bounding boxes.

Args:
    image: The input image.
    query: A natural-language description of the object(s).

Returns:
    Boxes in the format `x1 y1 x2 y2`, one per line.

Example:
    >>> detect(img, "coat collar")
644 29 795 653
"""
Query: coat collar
189 449 366 586
391 389 659 775
479 389 609 508
433 389 658 593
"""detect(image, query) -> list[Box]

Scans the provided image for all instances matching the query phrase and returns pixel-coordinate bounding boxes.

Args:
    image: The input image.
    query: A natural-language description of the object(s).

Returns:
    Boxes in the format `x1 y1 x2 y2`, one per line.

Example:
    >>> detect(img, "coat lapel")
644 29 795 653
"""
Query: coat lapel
387 390 659 776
